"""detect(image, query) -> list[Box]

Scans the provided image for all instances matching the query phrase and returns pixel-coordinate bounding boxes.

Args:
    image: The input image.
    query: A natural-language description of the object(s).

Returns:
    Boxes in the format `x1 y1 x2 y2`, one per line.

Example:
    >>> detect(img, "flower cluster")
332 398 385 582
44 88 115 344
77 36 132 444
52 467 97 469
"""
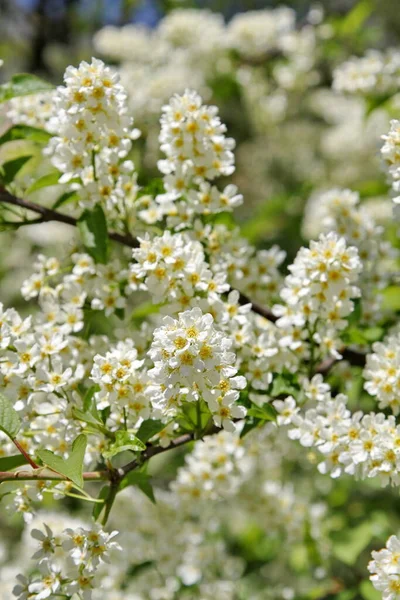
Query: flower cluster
276 376 400 486
191 222 286 307
369 535 400 600
273 232 362 359
155 89 241 217
7 92 56 130
302 188 396 323
381 119 400 217
172 428 247 501
91 339 151 421
333 49 400 95
13 523 120 600
364 334 400 415
44 58 139 218
227 7 295 60
130 230 228 311
148 307 247 431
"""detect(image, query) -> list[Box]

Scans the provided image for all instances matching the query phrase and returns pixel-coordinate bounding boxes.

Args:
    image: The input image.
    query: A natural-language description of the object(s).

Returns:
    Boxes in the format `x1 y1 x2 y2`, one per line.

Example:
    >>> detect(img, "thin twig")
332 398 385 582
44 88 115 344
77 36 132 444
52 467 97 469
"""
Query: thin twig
0 187 139 248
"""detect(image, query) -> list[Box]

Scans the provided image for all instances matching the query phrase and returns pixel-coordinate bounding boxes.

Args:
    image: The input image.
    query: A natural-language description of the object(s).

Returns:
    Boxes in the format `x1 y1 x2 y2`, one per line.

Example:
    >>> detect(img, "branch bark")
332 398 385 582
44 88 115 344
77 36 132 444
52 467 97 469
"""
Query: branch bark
0 431 199 484
0 187 139 248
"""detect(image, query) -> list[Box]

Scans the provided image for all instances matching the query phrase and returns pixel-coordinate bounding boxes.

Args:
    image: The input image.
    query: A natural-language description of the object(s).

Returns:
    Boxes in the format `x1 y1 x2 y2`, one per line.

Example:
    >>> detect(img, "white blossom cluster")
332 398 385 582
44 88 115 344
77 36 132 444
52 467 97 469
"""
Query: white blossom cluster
369 535 400 600
364 333 400 415
273 232 362 360
44 58 140 217
193 222 286 306
227 7 295 60
148 307 246 431
381 119 400 217
129 230 229 311
172 428 248 501
333 49 400 95
275 376 400 486
92 6 320 129
13 522 120 600
6 92 57 130
155 89 241 217
2 25 400 600
302 188 396 323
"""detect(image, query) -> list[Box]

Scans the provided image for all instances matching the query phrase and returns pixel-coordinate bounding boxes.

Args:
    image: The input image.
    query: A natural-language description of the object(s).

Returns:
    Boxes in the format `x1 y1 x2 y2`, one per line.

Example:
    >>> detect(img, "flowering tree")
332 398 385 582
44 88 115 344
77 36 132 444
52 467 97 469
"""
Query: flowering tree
1 5 400 600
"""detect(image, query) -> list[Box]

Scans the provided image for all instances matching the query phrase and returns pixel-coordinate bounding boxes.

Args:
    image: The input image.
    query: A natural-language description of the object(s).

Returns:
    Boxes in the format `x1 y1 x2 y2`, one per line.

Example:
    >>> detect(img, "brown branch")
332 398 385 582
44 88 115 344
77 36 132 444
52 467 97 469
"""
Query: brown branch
118 431 195 479
0 431 202 484
0 187 139 248
316 348 367 376
238 292 277 322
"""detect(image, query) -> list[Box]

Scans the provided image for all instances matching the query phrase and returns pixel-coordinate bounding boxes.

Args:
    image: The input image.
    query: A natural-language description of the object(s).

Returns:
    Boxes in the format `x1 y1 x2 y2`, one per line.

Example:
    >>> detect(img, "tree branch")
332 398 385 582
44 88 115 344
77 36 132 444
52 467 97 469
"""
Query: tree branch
0 187 139 248
316 348 367 376
0 431 200 484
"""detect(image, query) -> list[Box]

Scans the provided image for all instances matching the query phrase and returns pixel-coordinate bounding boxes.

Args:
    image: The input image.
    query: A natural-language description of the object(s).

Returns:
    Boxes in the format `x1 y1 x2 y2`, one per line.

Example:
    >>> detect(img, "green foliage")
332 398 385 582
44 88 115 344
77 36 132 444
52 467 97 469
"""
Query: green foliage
136 419 165 444
0 73 54 104
359 580 381 600
37 434 88 489
0 125 52 146
120 469 156 504
77 205 109 264
0 454 28 471
92 485 109 521
0 155 33 184
333 520 376 565
338 0 373 37
52 191 79 210
26 172 60 195
103 430 146 459
131 302 162 324
241 400 277 438
72 406 113 440
270 375 299 398
0 391 21 440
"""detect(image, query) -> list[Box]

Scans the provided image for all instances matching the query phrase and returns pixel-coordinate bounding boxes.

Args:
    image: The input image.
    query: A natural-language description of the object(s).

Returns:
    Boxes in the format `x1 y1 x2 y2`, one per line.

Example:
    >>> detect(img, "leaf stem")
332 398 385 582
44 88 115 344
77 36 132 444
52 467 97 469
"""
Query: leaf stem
12 438 39 469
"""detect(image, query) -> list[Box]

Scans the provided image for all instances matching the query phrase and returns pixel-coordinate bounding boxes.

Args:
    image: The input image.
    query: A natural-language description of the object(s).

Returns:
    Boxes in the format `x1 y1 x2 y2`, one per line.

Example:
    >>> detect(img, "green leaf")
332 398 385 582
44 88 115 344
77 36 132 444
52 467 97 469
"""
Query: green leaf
102 430 146 460
339 0 373 37
136 419 165 444
72 407 103 428
92 485 109 521
247 403 277 421
382 286 400 312
82 385 101 412
72 405 113 440
347 298 362 326
0 73 54 104
333 522 373 565
0 392 21 440
27 172 60 195
127 560 155 578
37 434 87 489
52 191 78 210
137 178 165 198
120 470 156 503
363 327 384 343
0 454 28 471
0 124 52 146
131 302 161 323
359 580 381 600
270 376 298 398
78 205 109 264
0 155 32 184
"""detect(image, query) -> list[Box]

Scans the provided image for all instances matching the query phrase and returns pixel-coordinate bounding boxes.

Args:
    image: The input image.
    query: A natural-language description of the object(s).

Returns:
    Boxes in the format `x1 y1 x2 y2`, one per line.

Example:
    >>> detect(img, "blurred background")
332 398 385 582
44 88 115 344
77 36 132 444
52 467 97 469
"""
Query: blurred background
1 0 400 80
